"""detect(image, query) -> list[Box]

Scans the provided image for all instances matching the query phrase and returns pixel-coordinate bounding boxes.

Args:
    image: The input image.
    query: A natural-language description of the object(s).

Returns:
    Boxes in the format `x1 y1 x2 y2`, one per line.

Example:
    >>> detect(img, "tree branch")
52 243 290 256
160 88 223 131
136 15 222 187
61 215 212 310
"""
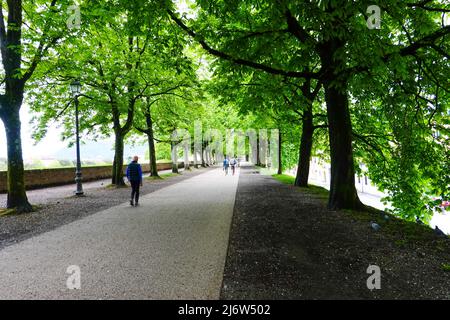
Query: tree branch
167 10 320 80
22 0 59 82
396 25 450 58
407 1 450 13
284 7 316 46
0 0 7 63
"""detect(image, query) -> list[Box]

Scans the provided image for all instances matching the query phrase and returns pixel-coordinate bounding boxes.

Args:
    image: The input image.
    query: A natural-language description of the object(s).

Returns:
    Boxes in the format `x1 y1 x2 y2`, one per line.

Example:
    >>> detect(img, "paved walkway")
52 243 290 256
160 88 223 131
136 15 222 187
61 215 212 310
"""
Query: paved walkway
0 168 239 299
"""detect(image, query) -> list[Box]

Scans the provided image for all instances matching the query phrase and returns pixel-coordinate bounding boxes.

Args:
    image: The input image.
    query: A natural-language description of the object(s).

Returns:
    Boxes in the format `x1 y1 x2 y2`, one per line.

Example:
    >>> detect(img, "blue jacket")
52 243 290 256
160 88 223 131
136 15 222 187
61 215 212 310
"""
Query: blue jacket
126 161 143 182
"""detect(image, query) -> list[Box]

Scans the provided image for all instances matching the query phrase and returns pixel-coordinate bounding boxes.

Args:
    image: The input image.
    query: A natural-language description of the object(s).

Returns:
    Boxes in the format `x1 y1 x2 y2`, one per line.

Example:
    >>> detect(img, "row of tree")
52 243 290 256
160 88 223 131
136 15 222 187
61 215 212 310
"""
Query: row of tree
0 0 448 222
0 0 253 212
168 0 449 220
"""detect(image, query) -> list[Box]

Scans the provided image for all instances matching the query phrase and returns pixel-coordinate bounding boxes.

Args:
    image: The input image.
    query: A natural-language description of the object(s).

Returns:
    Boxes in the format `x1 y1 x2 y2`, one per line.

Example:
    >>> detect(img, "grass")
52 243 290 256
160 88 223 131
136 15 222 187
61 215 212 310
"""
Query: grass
343 206 446 249
160 172 179 178
300 185 330 198
272 174 295 185
272 174 329 199
145 172 179 181
0 205 41 217
442 263 450 272
0 208 16 217
146 175 164 181
271 173 449 252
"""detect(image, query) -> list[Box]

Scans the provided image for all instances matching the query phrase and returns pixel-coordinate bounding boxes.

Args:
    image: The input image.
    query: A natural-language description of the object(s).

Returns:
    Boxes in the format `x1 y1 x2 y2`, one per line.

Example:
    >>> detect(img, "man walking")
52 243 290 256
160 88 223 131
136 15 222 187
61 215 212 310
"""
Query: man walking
126 156 143 206
223 157 230 176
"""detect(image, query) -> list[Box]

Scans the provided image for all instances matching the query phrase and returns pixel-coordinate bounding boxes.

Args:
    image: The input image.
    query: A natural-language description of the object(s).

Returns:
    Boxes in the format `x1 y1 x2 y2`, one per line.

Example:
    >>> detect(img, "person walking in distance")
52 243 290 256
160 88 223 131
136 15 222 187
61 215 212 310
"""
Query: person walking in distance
126 156 143 206
223 157 230 176
230 157 237 175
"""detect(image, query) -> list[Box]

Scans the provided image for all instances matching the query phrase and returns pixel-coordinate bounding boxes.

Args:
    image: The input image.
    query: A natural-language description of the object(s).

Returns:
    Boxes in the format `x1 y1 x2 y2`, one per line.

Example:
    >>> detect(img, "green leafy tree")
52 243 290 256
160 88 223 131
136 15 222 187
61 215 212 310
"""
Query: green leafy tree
29 0 194 186
167 0 449 212
0 0 74 212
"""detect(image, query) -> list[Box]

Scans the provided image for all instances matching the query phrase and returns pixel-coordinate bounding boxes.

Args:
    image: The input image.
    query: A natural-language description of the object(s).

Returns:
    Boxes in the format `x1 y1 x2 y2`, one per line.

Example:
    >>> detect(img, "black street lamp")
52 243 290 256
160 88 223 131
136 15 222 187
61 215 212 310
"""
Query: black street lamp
70 80 84 196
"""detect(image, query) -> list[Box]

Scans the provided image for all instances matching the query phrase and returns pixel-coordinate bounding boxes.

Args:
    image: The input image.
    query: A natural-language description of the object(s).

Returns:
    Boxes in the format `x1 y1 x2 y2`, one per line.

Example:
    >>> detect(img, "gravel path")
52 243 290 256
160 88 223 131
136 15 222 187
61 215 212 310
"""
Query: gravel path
221 166 450 300
0 168 177 206
0 168 208 250
0 168 239 299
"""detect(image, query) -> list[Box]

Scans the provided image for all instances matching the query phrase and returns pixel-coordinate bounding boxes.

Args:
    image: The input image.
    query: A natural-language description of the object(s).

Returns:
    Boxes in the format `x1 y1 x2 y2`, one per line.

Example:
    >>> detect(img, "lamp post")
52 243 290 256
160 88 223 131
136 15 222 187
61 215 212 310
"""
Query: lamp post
70 80 84 196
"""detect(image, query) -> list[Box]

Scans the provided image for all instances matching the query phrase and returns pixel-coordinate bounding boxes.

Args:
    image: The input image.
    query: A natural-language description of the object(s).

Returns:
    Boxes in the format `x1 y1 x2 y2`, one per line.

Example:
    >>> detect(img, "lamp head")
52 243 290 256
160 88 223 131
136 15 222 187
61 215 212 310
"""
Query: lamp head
70 80 82 96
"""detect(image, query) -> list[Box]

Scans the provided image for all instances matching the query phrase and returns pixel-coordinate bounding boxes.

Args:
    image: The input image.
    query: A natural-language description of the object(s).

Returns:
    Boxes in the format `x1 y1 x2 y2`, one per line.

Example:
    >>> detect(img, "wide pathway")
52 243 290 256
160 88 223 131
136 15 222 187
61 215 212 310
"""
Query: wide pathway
0 168 239 299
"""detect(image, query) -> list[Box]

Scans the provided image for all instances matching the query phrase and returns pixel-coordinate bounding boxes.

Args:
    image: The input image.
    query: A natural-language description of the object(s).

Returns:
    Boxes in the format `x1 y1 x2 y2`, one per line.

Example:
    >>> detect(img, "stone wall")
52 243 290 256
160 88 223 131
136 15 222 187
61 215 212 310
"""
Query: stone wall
0 162 182 193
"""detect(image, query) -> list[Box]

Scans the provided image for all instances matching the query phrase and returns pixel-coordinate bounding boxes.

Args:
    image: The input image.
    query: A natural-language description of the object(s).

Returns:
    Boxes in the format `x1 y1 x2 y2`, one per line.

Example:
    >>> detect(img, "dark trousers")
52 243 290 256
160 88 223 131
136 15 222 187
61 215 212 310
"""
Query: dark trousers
130 181 140 203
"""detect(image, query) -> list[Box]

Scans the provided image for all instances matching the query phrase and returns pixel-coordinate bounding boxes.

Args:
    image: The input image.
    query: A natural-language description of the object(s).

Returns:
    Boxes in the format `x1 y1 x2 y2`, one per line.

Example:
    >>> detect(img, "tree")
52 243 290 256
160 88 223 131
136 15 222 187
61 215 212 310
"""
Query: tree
206 62 325 186
136 98 161 178
29 0 195 186
167 0 449 211
0 0 69 212
350 40 449 219
134 81 197 178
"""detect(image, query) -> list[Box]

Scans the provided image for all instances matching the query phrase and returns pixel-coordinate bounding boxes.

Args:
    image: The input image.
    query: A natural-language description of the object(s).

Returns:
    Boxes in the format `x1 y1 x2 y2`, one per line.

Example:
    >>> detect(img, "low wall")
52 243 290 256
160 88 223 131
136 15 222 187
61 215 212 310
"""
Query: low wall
0 162 184 193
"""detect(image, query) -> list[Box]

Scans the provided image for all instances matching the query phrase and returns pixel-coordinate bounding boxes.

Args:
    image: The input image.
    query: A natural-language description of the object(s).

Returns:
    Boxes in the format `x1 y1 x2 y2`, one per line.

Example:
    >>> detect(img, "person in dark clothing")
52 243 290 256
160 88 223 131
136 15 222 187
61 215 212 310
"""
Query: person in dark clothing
223 158 230 175
126 156 143 206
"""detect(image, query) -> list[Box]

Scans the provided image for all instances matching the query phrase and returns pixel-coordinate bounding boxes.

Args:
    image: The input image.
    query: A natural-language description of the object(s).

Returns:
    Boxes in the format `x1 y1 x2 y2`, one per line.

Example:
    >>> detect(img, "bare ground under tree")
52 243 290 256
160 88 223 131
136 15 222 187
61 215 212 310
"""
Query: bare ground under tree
221 166 450 300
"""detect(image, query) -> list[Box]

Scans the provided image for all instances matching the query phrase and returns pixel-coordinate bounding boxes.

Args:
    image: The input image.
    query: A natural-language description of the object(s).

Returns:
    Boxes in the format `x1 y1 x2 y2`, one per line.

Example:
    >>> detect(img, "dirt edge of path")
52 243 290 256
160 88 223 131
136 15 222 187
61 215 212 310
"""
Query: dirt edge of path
221 167 450 300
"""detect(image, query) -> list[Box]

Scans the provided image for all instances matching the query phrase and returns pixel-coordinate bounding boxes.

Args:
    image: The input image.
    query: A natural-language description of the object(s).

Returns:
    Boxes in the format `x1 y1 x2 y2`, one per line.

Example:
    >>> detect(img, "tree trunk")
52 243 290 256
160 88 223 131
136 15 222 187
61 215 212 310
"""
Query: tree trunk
112 159 117 185
112 132 126 186
256 135 261 166
277 130 282 175
145 112 159 177
201 144 207 167
193 148 199 168
171 141 179 173
320 38 363 210
0 0 32 212
295 108 314 187
3 109 32 212
323 82 362 210
147 133 158 177
184 145 190 170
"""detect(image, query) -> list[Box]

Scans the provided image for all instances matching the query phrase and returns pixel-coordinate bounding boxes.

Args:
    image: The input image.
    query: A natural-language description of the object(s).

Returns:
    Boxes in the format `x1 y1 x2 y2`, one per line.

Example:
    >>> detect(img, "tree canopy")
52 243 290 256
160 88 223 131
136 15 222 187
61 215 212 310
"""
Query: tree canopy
0 0 448 223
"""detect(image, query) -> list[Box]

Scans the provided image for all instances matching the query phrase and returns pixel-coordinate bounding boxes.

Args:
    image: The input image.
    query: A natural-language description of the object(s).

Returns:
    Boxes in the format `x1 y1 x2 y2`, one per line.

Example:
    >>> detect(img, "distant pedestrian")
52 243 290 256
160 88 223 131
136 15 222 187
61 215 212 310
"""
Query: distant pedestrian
223 158 230 175
126 156 143 207
230 157 237 175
